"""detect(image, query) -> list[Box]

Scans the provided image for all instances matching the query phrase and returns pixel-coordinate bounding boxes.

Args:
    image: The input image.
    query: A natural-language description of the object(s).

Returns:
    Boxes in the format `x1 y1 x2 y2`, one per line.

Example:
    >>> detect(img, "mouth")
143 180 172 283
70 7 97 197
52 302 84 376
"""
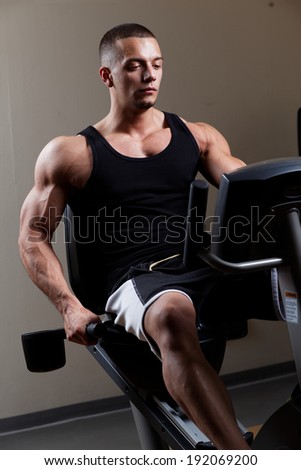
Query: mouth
139 87 157 94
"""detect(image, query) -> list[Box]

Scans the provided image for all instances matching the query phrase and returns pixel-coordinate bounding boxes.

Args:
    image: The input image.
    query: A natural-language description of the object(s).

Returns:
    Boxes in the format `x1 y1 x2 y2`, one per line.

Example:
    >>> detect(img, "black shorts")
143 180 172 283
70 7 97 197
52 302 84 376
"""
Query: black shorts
105 254 221 354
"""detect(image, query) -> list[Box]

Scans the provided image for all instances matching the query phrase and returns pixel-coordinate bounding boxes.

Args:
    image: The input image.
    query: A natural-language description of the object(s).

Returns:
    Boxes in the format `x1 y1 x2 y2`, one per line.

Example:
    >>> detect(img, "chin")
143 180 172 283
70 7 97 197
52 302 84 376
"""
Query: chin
135 100 156 110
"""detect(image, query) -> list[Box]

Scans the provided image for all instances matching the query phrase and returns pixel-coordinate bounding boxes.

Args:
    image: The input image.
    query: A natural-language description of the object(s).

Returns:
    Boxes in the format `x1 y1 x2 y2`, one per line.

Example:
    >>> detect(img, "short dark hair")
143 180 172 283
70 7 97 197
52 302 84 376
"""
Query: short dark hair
99 23 156 66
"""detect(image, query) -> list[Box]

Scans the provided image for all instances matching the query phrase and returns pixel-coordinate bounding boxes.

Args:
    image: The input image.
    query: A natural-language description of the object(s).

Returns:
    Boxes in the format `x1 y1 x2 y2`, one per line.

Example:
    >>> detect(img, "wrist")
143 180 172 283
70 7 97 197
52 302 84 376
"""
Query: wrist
54 291 81 318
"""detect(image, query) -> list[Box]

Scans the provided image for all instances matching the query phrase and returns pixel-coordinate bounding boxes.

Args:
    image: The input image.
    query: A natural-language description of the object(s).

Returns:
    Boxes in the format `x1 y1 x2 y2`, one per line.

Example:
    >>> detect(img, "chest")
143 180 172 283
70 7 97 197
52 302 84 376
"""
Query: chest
70 120 201 217
103 127 172 158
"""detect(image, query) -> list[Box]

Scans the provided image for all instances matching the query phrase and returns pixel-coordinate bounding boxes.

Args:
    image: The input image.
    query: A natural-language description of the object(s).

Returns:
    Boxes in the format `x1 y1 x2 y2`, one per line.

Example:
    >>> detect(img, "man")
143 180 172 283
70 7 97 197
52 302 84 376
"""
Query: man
19 23 250 449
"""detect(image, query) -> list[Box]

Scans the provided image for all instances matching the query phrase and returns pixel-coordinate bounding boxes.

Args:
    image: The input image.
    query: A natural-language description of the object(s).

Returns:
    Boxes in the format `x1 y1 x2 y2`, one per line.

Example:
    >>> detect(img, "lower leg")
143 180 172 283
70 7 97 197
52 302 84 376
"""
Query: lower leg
161 342 249 449
144 293 250 450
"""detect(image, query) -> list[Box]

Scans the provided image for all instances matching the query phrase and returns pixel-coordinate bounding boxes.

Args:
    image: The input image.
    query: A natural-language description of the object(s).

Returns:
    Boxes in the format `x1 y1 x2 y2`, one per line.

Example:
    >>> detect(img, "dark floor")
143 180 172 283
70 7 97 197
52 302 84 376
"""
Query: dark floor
0 370 297 450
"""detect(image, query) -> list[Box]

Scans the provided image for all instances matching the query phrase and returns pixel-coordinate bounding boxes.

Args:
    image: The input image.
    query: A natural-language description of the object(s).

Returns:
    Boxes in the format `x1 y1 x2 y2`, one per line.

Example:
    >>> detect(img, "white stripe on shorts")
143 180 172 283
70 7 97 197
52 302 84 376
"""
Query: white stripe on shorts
105 279 192 356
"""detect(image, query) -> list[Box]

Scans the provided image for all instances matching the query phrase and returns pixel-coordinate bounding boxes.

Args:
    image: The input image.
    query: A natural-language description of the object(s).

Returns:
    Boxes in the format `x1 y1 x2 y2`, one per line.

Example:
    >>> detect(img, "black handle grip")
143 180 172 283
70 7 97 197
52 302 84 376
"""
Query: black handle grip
86 322 108 339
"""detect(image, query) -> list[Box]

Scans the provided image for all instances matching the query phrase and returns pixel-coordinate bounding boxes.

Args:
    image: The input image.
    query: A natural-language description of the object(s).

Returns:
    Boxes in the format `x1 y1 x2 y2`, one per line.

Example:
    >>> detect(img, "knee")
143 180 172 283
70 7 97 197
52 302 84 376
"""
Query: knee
144 294 196 351
156 297 194 330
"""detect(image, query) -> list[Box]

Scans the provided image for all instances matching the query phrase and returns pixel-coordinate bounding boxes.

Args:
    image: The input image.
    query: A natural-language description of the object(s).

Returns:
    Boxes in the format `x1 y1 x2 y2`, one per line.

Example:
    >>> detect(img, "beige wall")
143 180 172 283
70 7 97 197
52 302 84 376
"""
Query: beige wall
1 0 300 419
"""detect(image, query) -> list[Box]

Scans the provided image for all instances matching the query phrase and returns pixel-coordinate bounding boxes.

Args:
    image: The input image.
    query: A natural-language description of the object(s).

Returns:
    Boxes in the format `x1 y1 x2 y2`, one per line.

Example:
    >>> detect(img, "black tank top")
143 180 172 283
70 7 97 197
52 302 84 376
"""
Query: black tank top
69 112 201 291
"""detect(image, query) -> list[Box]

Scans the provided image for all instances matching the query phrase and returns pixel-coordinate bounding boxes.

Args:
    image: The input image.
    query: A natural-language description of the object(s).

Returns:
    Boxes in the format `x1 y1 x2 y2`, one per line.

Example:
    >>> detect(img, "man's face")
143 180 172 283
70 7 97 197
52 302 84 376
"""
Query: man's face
109 37 163 110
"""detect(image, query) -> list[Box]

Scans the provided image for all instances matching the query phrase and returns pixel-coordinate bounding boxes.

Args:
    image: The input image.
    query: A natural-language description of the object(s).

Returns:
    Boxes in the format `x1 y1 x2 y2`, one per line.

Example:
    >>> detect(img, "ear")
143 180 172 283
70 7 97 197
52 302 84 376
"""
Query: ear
99 67 113 87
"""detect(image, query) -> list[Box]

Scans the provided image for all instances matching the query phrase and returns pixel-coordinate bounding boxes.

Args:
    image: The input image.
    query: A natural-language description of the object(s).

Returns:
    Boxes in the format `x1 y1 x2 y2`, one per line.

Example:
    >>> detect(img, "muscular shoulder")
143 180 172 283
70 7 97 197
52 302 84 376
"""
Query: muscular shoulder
179 118 245 185
35 134 92 190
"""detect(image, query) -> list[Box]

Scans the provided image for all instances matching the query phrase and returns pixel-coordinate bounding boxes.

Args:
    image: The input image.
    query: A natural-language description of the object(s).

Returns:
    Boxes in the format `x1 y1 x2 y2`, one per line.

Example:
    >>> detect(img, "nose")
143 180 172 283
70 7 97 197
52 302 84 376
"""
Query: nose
143 66 156 83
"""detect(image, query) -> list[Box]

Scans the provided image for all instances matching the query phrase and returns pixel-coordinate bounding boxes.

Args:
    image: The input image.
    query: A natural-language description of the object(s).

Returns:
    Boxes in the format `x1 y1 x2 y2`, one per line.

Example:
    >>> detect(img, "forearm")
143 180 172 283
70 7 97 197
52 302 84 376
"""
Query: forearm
19 239 80 316
19 235 101 345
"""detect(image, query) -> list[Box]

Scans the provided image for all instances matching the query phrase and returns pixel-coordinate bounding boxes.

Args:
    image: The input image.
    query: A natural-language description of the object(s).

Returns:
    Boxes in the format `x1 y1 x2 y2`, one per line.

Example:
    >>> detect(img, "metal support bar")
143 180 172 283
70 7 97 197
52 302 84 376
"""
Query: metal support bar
130 403 169 450
183 180 209 268
197 250 283 273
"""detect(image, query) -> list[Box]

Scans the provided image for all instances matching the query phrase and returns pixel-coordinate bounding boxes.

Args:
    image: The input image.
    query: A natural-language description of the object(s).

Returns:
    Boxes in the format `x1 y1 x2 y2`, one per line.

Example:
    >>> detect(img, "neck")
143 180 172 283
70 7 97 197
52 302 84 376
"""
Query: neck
97 106 164 138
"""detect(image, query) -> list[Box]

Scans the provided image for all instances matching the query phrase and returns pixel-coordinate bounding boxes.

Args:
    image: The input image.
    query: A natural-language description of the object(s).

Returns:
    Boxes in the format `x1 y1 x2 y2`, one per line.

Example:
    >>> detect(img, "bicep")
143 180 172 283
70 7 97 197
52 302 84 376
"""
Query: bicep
196 124 245 186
